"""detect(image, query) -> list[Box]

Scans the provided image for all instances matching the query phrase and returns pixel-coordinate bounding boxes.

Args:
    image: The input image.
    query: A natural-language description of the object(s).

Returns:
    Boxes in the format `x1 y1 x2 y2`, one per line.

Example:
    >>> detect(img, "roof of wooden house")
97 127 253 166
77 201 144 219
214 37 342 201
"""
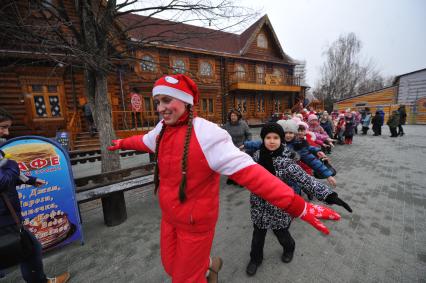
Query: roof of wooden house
119 14 296 64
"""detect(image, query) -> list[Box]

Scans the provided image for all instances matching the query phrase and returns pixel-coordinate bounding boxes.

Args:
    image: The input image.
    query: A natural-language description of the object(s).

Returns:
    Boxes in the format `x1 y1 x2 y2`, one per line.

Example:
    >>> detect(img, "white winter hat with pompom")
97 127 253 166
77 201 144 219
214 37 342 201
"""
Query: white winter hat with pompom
277 119 298 133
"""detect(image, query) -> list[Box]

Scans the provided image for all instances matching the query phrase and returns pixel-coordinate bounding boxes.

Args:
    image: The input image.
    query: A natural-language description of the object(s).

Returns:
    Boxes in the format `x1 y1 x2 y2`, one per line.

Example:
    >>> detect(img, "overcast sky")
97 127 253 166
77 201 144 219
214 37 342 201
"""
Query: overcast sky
240 0 426 87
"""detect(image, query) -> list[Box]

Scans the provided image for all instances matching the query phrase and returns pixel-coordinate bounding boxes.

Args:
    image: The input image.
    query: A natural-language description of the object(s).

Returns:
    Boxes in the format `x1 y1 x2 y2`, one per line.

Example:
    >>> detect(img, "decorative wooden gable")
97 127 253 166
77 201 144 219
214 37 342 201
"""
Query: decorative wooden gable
239 15 293 64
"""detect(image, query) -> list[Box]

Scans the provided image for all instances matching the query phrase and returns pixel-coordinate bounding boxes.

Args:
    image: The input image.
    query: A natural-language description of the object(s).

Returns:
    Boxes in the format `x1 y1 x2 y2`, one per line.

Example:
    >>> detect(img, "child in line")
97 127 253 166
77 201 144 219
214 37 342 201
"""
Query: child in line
244 120 336 189
307 115 334 153
245 123 352 276
334 114 346 144
279 120 337 187
344 112 355 144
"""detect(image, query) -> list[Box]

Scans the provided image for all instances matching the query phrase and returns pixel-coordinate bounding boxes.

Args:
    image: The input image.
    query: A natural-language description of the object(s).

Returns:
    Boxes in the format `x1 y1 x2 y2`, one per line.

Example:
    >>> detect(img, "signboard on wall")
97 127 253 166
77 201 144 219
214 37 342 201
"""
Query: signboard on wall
0 136 83 251
130 93 142 112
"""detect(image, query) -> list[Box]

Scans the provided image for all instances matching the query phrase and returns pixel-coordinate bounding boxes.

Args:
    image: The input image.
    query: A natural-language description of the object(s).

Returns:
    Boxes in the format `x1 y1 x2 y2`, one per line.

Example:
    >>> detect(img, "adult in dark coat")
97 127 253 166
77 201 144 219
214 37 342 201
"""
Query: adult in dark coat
387 110 400 137
372 109 385 136
397 105 407 136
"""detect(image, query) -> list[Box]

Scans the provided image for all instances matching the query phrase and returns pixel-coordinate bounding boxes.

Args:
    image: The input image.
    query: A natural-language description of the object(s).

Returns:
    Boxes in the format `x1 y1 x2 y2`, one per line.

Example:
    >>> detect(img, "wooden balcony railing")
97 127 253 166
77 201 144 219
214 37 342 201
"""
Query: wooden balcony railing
112 110 159 131
66 111 82 150
228 71 301 86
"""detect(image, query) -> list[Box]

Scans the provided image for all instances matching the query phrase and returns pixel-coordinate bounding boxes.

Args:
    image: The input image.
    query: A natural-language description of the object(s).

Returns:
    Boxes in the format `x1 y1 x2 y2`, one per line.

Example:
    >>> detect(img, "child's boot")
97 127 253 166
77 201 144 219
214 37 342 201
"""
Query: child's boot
246 260 259 276
281 250 294 263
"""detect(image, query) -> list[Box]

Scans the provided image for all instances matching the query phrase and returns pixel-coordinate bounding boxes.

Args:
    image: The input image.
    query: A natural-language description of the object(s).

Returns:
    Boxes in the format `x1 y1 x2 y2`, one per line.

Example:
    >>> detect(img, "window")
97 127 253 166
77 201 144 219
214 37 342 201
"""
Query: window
256 65 265 83
199 61 213 77
256 95 265 112
201 98 214 113
273 68 283 78
144 97 154 112
141 55 155 72
28 84 63 118
273 96 281 112
257 33 268 49
173 58 186 74
236 96 247 113
235 64 246 80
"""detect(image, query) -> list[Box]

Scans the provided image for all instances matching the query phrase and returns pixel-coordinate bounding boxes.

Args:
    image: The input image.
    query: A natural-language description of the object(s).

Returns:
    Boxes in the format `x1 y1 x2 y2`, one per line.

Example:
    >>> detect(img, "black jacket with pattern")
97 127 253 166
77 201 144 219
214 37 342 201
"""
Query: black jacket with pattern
250 146 333 230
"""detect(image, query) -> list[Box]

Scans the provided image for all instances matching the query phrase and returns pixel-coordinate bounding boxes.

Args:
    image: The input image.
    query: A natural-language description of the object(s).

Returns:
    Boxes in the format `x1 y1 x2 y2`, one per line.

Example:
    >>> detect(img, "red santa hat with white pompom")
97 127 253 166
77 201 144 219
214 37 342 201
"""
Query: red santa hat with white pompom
152 74 199 106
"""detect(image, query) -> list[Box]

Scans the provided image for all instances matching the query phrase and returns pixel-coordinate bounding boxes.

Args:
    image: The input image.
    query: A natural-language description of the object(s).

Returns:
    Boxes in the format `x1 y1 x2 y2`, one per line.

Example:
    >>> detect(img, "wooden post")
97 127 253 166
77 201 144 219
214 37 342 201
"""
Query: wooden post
101 192 127 226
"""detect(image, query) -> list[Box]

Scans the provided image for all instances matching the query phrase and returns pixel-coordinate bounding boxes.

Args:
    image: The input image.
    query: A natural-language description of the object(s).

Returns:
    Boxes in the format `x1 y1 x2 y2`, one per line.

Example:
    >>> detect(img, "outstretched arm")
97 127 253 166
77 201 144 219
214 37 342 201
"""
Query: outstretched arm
194 119 341 234
108 121 164 153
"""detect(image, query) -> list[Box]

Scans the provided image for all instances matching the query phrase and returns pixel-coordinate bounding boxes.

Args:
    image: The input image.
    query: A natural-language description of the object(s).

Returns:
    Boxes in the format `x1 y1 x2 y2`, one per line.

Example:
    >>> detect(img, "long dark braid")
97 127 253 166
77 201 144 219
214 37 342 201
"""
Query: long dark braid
154 124 167 195
178 106 194 202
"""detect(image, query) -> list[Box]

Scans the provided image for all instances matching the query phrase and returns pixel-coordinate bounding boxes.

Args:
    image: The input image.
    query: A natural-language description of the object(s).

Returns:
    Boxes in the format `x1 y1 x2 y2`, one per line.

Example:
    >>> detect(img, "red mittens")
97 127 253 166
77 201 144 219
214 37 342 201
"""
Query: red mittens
108 139 124 151
300 203 341 235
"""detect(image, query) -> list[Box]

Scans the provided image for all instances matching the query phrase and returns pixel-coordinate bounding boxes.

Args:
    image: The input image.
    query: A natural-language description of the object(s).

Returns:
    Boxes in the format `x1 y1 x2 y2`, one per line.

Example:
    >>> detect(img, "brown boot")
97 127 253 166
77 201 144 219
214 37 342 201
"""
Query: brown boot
207 257 223 283
47 272 70 283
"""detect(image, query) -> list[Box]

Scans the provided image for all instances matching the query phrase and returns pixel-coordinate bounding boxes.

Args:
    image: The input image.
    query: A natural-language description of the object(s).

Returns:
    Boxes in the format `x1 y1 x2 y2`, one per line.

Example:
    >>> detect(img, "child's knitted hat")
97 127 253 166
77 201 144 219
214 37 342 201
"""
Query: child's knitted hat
277 119 298 133
298 121 309 130
260 122 285 141
308 114 318 122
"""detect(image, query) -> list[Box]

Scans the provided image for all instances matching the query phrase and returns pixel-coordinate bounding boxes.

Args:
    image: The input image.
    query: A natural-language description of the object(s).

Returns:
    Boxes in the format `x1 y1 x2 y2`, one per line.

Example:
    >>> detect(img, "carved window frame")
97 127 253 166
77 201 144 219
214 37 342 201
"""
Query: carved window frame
170 56 189 75
257 33 268 49
256 65 266 83
234 63 247 81
201 97 215 114
272 67 284 83
135 51 159 78
198 59 215 77
20 77 66 122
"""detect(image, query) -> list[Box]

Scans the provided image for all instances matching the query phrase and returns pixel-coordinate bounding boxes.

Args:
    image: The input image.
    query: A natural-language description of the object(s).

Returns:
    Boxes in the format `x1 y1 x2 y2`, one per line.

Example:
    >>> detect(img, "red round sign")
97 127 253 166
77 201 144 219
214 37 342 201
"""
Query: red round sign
130 93 142 112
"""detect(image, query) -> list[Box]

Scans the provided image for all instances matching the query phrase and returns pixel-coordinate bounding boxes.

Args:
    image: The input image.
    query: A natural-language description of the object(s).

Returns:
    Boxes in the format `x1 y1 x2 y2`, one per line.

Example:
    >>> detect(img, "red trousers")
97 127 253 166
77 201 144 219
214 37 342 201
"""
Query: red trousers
161 219 215 283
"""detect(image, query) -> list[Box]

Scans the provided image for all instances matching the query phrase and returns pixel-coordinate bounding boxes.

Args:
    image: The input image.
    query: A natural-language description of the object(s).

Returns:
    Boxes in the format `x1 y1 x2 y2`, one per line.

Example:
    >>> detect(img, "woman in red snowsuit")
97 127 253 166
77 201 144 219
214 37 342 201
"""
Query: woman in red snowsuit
108 74 340 283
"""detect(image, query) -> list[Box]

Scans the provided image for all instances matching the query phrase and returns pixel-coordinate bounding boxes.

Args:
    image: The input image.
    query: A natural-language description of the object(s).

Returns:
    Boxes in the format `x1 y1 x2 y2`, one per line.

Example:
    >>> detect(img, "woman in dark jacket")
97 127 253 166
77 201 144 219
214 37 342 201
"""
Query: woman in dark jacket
397 105 407 136
0 108 70 283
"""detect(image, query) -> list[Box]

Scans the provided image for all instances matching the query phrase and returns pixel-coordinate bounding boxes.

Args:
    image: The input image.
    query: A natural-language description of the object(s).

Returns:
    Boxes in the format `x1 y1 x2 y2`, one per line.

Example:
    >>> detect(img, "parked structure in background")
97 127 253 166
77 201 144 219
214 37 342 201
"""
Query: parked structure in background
334 68 426 124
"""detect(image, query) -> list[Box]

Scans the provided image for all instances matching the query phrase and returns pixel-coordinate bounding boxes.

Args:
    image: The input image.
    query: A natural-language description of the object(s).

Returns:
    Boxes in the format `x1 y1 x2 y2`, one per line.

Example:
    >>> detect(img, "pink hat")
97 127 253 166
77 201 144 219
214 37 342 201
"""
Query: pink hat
152 74 199 105
298 121 309 130
308 114 318 122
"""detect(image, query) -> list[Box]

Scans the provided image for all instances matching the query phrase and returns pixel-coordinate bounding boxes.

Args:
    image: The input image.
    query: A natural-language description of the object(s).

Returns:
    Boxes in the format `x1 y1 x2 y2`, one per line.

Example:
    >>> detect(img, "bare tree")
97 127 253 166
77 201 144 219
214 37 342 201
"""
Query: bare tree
0 0 257 174
0 0 256 225
313 32 388 110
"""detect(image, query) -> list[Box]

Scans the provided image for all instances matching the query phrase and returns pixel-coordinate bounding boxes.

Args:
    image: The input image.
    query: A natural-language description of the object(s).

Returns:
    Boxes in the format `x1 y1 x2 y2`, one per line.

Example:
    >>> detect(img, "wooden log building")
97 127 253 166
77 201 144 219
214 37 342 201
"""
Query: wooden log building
0 6 306 150
335 68 426 124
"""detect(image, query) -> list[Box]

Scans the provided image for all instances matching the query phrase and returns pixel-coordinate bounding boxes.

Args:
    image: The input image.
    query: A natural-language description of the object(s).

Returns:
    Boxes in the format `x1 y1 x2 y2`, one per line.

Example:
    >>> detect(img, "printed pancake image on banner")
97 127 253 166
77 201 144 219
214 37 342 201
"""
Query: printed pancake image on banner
0 136 83 251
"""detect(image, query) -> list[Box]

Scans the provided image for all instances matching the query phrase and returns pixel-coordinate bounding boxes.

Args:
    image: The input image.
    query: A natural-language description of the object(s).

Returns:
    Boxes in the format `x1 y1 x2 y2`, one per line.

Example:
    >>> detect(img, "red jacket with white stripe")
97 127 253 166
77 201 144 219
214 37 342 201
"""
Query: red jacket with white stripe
119 117 306 232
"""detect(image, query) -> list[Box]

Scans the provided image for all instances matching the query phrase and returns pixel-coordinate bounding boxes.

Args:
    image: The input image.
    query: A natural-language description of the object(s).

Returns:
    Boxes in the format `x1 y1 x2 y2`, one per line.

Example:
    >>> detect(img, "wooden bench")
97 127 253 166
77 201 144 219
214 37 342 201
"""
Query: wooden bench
74 162 155 226
70 149 144 165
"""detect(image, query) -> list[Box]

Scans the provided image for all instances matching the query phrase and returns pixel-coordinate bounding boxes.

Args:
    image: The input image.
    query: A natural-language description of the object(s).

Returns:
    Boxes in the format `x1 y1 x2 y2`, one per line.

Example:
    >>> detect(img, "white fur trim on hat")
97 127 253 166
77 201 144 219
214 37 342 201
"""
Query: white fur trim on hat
152 85 194 105
277 119 298 133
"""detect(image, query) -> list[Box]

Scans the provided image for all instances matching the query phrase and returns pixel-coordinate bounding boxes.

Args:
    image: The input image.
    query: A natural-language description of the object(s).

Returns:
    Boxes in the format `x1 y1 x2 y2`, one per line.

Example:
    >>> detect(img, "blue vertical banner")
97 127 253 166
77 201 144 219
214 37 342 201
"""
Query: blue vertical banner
0 136 83 251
